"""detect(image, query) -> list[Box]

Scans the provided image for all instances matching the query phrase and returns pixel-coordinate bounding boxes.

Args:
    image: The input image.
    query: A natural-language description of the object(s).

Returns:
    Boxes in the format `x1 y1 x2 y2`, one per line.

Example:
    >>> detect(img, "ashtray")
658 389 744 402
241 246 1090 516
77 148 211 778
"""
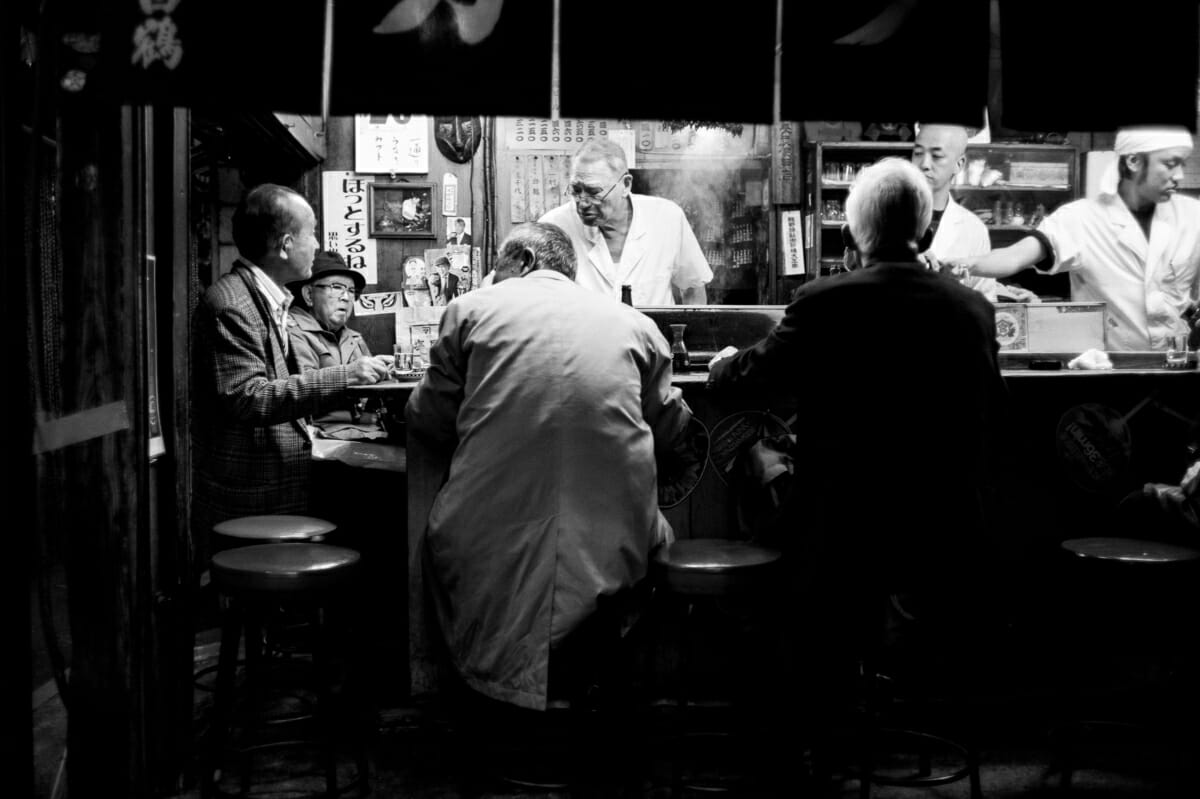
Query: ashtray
391 369 426 380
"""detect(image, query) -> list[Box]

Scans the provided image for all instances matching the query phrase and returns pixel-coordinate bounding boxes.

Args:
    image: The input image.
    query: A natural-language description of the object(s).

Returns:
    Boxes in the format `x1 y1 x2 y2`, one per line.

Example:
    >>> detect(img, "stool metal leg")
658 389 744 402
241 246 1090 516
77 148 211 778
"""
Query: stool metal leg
203 602 244 799
239 605 267 798
311 605 339 798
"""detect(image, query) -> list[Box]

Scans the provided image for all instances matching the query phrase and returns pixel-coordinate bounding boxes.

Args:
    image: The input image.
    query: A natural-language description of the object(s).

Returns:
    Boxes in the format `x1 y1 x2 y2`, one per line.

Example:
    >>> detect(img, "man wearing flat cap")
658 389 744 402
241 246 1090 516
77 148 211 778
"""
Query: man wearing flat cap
948 126 1200 351
289 249 371 372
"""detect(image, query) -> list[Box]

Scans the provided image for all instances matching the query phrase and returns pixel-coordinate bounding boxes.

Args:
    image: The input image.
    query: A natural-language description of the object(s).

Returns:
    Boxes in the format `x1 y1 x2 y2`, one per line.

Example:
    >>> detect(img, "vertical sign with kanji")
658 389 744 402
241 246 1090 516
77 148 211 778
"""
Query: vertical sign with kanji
780 209 805 277
322 171 378 286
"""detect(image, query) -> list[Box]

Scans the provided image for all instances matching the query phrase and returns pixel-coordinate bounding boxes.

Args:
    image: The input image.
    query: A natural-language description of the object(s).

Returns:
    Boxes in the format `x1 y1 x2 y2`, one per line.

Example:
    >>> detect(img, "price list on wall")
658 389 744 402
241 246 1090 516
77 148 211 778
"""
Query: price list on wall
507 118 612 150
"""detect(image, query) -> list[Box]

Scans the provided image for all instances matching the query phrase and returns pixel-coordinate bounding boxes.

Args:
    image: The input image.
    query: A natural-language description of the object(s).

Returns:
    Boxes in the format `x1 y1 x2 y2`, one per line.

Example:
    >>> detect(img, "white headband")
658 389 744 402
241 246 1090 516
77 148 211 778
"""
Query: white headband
1114 126 1194 155
1099 126 1194 196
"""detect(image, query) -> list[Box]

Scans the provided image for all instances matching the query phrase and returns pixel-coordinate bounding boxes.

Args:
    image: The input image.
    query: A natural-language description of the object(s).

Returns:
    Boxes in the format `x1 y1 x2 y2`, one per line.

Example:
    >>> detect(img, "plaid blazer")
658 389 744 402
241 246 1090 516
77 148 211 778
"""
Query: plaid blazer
192 263 351 552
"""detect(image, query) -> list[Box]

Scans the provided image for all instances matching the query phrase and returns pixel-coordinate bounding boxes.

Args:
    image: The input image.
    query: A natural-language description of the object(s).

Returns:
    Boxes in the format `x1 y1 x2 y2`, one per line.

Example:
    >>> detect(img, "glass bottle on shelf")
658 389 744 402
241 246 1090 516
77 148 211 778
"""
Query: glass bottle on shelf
669 324 691 372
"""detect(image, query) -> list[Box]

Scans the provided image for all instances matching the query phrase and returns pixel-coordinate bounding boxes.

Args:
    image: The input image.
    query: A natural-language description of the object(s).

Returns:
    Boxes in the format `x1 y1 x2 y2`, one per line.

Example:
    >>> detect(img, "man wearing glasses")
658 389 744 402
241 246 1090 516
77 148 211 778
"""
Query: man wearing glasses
288 250 372 373
540 137 712 305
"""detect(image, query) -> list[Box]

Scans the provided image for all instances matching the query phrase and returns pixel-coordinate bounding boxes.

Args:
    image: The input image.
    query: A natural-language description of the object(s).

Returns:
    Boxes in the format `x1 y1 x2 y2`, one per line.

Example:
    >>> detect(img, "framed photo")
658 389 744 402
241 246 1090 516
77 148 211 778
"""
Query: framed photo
368 181 436 238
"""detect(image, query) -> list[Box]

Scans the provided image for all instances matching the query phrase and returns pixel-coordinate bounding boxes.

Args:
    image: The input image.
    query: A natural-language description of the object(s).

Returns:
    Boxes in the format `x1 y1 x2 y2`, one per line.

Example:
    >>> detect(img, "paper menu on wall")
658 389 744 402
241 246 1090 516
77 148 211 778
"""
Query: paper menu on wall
528 155 546 220
543 155 562 211
780 209 805 277
511 155 528 223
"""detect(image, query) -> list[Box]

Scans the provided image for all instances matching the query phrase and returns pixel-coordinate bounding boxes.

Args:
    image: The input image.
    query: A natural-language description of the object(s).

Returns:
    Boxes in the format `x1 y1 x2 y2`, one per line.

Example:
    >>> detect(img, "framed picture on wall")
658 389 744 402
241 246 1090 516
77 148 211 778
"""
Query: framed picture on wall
368 181 436 238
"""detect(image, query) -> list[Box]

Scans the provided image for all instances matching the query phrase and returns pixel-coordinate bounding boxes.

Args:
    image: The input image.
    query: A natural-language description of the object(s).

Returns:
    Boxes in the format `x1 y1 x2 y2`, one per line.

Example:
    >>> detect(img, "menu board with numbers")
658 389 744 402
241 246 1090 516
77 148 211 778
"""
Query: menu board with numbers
507 118 612 150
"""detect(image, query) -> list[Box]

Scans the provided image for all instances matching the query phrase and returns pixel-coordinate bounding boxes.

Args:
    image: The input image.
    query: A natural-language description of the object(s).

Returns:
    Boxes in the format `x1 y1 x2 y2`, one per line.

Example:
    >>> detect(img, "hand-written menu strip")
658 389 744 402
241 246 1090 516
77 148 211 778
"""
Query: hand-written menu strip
528 155 545 220
543 155 562 211
510 155 528 223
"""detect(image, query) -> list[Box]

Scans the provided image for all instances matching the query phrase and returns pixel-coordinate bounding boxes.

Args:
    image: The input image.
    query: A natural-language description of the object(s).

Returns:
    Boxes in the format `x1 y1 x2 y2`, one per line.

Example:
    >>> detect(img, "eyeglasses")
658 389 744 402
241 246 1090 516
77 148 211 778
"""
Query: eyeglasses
566 175 625 206
312 281 358 299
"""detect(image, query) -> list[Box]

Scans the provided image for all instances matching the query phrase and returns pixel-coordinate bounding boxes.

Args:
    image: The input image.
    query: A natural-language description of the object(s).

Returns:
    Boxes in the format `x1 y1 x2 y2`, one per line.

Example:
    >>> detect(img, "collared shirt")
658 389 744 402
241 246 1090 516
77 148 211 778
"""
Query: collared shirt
1036 191 1200 350
242 259 292 356
540 193 713 305
930 195 997 301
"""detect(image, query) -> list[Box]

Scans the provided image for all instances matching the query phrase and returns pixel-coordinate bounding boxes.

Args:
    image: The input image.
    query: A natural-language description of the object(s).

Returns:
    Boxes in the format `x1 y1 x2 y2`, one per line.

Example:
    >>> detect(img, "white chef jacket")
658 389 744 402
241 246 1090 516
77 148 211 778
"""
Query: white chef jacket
930 195 996 300
540 193 713 305
1036 191 1200 350
406 269 691 710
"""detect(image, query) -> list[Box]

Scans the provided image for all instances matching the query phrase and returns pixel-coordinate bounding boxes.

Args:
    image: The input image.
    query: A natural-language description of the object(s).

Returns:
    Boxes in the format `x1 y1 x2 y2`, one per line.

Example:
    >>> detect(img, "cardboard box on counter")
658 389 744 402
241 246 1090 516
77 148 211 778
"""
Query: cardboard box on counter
994 301 1106 352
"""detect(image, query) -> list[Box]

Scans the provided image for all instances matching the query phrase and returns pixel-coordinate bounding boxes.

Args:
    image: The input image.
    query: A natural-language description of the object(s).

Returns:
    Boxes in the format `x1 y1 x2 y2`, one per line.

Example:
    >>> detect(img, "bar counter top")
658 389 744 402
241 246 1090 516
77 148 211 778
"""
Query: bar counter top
349 351 1200 397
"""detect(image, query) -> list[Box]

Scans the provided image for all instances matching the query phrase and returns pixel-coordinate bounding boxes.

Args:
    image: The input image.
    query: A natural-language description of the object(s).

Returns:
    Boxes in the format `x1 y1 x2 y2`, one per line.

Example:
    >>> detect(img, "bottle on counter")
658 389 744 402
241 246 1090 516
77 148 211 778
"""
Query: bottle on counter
621 284 633 306
669 324 691 372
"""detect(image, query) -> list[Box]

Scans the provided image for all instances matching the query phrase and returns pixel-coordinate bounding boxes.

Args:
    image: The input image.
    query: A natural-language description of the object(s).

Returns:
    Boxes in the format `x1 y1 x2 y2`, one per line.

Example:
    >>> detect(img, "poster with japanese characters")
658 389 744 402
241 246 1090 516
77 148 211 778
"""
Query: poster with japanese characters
321 171 378 286
780 209 805 277
354 115 430 175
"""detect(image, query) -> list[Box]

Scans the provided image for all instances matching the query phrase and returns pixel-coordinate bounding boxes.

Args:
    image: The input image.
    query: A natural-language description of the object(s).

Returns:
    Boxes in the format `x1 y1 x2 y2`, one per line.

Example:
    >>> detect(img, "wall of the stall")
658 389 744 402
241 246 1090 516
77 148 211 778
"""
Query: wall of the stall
323 115 488 357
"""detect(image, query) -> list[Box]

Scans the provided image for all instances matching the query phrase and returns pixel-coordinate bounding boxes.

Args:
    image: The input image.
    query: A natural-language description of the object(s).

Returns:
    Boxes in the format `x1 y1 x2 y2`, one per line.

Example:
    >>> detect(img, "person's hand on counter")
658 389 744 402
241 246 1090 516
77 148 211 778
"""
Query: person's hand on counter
347 355 392 385
707 346 739 372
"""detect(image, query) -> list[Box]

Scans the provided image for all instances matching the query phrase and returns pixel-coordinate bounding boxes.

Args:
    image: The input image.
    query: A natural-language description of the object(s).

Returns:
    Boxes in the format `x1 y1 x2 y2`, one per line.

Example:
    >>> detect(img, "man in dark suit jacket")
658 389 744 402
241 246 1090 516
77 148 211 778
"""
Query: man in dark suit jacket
192 184 390 565
447 217 472 246
707 157 1009 749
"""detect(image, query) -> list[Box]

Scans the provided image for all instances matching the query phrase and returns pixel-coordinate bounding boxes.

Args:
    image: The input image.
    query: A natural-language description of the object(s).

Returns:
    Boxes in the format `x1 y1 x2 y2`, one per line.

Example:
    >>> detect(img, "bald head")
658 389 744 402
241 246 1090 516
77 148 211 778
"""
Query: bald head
912 124 969 198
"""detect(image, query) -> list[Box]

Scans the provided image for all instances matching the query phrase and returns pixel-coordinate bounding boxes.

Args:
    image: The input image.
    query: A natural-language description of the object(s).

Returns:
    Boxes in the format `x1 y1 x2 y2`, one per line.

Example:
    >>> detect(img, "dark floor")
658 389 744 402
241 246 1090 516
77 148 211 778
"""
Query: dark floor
31 564 1200 799
33 634 1200 799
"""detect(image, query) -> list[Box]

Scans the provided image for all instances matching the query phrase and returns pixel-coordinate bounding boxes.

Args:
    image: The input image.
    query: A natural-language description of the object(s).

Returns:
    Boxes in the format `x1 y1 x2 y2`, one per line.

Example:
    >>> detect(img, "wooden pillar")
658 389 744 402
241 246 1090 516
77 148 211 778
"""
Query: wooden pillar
55 73 152 799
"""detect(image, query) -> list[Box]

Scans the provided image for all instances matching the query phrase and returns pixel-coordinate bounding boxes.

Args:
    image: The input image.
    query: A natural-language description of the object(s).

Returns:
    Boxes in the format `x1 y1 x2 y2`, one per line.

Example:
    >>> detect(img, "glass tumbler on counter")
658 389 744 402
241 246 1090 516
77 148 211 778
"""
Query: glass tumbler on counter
392 344 427 378
1166 335 1191 369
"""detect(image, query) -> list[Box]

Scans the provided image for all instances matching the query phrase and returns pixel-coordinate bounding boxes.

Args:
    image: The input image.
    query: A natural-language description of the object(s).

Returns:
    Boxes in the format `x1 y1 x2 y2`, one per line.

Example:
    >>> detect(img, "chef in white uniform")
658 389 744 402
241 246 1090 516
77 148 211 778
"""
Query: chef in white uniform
948 126 1200 350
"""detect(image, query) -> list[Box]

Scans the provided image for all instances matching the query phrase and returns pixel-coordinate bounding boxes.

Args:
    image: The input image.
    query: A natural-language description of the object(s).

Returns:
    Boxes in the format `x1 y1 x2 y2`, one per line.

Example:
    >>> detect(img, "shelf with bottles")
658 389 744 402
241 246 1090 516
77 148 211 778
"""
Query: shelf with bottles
953 143 1078 228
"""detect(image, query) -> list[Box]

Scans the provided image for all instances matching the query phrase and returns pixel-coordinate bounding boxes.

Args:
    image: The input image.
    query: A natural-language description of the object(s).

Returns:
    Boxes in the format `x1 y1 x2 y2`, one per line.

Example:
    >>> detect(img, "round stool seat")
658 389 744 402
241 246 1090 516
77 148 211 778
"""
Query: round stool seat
211 543 360 595
1062 536 1200 565
653 539 782 596
213 514 336 543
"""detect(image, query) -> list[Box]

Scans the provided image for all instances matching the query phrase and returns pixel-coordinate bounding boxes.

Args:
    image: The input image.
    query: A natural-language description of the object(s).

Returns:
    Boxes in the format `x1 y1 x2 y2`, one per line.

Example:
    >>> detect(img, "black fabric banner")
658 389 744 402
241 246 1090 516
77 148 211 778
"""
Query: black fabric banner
559 0 777 124
1000 0 1199 132
102 0 325 114
781 0 991 129
330 0 554 117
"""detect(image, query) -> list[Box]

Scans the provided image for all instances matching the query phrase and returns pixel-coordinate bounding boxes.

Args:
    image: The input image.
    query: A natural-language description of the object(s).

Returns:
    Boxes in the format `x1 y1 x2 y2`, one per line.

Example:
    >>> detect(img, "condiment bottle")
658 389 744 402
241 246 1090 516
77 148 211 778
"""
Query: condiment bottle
669 324 690 372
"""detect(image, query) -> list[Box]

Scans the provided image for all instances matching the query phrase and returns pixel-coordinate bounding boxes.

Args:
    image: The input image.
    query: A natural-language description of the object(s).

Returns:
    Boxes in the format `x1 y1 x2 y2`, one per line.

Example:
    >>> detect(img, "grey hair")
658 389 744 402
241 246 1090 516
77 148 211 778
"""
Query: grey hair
571 137 629 177
846 158 933 259
499 222 578 279
233 184 306 263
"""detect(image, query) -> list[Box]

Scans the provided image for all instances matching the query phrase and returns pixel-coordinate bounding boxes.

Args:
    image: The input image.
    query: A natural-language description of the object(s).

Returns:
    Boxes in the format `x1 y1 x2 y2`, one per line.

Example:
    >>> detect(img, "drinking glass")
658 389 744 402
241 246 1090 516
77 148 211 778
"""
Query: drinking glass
1165 334 1190 368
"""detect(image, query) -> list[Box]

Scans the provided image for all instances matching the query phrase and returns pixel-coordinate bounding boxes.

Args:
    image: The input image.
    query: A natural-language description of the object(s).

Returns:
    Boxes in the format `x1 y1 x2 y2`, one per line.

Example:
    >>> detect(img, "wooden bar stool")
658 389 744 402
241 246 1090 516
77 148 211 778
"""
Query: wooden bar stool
197 516 339 691
650 537 784 795
201 543 370 799
1053 536 1200 792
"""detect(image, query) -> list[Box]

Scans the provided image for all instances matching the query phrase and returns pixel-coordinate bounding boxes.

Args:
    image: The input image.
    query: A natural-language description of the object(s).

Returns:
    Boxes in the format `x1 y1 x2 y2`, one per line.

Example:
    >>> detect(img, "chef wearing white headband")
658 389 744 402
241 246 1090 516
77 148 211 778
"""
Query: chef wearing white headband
946 126 1200 351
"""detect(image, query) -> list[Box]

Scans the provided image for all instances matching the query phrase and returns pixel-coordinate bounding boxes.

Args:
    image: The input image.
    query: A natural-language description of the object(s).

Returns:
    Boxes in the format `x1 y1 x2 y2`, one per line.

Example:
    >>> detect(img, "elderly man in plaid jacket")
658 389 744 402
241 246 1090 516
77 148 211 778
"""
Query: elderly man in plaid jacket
192 184 390 565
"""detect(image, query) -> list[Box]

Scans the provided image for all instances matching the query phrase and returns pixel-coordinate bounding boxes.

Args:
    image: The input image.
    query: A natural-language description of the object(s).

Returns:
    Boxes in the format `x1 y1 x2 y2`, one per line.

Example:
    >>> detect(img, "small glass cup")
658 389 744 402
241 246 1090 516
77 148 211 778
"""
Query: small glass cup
392 345 426 378
1165 335 1190 368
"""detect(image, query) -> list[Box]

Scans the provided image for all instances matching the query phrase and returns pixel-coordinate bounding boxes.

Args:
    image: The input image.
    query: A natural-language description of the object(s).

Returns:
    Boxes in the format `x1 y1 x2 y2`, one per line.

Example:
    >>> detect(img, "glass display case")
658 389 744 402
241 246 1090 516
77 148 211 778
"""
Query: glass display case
806 141 1080 296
